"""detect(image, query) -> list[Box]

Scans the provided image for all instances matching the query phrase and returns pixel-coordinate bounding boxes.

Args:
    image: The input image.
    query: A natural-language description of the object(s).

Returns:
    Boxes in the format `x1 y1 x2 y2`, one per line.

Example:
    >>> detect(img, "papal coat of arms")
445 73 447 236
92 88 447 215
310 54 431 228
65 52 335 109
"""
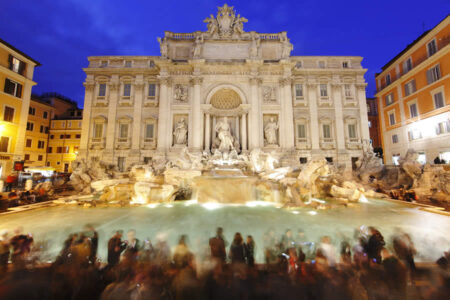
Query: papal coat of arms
203 4 248 38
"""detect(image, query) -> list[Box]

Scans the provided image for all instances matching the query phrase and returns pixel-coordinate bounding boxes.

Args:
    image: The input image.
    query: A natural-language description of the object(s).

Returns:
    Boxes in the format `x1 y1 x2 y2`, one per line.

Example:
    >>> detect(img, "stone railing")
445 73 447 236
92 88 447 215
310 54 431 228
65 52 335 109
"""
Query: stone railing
89 138 105 150
259 33 280 40
165 32 196 40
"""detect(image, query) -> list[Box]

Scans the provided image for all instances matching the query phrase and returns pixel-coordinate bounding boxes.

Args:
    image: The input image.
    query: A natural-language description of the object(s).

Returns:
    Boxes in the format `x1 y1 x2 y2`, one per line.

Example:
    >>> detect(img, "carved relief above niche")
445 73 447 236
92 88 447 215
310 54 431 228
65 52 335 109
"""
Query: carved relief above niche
173 84 188 103
262 86 277 102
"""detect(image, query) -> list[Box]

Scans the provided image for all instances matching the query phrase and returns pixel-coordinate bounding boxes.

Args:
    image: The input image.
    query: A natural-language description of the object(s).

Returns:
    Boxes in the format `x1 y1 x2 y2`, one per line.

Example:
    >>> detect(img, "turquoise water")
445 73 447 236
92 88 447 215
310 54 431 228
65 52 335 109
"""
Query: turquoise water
0 199 449 262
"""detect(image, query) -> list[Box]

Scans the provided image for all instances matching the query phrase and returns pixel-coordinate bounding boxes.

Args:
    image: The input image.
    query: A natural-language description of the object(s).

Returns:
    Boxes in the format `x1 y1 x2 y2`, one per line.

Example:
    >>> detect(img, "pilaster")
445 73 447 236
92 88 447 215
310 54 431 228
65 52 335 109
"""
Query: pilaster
307 80 320 152
331 79 345 151
131 78 144 154
104 77 119 163
249 76 262 149
191 76 203 151
157 76 171 152
79 81 94 159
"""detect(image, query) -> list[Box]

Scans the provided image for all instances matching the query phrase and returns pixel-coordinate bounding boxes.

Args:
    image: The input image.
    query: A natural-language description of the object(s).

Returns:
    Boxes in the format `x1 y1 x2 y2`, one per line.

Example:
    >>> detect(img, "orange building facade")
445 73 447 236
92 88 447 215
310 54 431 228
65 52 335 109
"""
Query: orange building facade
375 15 450 165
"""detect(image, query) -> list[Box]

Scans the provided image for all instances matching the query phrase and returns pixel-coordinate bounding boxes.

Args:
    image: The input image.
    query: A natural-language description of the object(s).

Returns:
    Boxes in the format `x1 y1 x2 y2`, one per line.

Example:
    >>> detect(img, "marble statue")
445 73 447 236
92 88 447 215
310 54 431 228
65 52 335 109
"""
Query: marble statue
204 4 247 38
249 32 260 58
233 14 247 35
173 118 188 145
263 86 274 101
192 34 203 58
280 32 293 59
297 159 330 197
157 37 168 58
264 117 279 145
203 14 218 36
215 117 235 152
174 84 188 102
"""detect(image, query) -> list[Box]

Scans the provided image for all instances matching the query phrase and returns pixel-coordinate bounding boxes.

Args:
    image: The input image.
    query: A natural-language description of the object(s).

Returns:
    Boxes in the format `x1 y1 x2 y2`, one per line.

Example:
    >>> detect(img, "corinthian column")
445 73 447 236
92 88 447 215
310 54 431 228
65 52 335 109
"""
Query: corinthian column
241 113 247 151
105 77 119 162
131 80 144 150
307 80 320 151
357 83 370 142
191 76 203 151
157 77 170 152
204 113 210 151
332 80 345 151
249 77 261 149
280 77 295 149
79 81 94 159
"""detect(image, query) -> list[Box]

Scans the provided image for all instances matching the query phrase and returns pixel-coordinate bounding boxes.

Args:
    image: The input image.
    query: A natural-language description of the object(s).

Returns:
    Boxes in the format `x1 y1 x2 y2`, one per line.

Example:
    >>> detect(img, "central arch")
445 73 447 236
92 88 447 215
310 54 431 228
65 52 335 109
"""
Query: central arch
205 83 247 105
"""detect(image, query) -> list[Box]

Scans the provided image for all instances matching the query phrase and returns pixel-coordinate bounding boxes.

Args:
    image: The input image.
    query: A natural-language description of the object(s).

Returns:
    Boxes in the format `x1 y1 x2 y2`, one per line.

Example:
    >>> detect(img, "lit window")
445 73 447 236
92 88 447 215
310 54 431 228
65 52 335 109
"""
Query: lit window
404 80 416 96
320 84 328 97
368 121 372 128
11 57 21 73
417 152 426 164
392 155 400 165
436 121 450 135
295 84 303 98
385 93 394 106
427 39 437 56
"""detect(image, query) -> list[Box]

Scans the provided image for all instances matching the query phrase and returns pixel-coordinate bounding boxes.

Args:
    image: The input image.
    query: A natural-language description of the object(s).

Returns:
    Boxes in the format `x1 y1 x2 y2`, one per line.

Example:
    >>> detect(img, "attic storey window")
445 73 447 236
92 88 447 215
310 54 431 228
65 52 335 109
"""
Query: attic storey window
8 55 26 75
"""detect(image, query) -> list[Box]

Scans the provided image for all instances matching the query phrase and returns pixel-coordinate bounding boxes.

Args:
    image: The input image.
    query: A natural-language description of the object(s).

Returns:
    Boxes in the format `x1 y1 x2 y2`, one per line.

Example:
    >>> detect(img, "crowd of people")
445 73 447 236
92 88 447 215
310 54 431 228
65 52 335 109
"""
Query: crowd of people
0 225 448 299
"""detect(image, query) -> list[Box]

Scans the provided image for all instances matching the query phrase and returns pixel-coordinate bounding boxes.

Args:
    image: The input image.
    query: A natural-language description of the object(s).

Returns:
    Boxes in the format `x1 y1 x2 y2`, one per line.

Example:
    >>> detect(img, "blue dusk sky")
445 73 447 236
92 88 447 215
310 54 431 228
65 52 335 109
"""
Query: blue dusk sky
0 0 448 107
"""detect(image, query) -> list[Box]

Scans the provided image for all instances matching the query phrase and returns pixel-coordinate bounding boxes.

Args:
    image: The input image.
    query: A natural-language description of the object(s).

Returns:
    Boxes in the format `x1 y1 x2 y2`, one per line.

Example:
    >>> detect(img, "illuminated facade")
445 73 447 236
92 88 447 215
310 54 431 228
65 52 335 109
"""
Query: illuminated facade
375 15 450 165
0 38 39 178
80 4 370 171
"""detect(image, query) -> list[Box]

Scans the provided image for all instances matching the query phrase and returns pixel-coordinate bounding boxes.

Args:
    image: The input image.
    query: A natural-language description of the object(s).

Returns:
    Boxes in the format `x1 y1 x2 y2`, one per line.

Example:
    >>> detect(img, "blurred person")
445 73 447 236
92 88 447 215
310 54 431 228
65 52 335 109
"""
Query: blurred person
393 230 417 274
9 227 33 268
107 230 126 266
209 227 227 263
365 226 385 264
154 233 171 265
173 234 192 268
229 232 245 264
244 235 255 267
83 224 99 263
123 229 140 262
139 238 154 262
280 229 295 253
263 228 278 265
317 236 337 267
381 248 407 300
54 233 78 265
0 230 9 275
340 240 352 265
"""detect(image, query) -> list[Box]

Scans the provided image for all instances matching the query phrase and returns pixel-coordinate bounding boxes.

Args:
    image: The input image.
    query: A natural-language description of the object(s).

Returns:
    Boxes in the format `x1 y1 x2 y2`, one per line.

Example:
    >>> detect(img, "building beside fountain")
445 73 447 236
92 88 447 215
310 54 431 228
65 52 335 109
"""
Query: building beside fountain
79 4 370 171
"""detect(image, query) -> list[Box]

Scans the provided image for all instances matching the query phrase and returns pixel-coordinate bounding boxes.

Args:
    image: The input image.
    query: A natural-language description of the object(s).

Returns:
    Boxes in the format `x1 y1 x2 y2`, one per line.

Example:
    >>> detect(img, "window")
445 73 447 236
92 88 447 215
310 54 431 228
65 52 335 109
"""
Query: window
123 84 131 97
344 84 352 98
436 121 450 135
295 84 303 98
4 79 22 98
392 155 400 165
144 157 152 164
50 135 54 139
8 55 25 75
3 106 14 122
348 124 357 139
300 157 307 164
417 152 426 165
76 134 81 138
47 147 52 153
98 83 106 97
427 39 437 57
427 64 441 84
39 125 44 133
320 84 328 97
325 157 333 163
433 92 444 109
403 58 412 73
318 61 325 68
37 141 45 149
385 93 394 106
342 61 349 68
43 111 48 119
323 124 331 139
94 123 103 138
45 127 49 133
56 147 63 153
74 146 79 153
119 123 129 139
125 60 132 67
68 121 72 128
404 80 416 96
65 135 70 139
409 102 418 118
100 60 108 67
392 134 399 144
148 83 156 97
38 155 43 161
368 121 372 128
0 137 9 152
386 74 391 85
145 124 154 140
26 139 32 147
409 129 422 140
388 111 396 126
26 122 34 131
60 134 64 139
24 154 30 161
61 121 65 128
297 124 306 139
29 107 35 115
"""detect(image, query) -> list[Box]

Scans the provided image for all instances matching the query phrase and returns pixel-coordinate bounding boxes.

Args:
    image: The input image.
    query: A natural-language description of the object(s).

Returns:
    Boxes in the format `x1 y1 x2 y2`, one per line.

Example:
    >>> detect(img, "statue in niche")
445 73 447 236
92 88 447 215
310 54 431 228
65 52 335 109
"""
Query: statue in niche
214 116 235 152
264 117 279 145
249 32 260 58
174 84 188 102
157 37 168 58
192 34 204 59
173 118 188 145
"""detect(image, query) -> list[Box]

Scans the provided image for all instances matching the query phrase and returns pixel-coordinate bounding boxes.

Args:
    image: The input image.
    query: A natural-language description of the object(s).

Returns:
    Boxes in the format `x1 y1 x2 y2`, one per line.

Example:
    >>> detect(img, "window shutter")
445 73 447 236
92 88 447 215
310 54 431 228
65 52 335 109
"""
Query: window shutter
18 61 26 75
8 55 13 70
4 79 10 93
16 83 22 98
426 69 432 84
412 80 416 92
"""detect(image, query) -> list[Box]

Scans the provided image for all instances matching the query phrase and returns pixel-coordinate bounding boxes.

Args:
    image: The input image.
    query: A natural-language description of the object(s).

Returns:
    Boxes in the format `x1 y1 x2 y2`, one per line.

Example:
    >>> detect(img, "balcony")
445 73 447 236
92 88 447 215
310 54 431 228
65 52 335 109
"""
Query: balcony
115 137 131 149
318 97 332 107
142 137 156 149
320 138 335 149
94 96 108 107
144 96 158 107
346 138 362 150
89 138 105 150
296 138 311 150
119 96 134 106
293 96 307 107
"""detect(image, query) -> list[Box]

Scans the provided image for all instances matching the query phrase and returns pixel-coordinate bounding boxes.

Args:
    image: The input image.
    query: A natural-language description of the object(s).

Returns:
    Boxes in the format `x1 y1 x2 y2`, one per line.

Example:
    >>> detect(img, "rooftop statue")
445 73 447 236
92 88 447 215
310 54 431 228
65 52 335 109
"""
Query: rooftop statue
203 4 248 38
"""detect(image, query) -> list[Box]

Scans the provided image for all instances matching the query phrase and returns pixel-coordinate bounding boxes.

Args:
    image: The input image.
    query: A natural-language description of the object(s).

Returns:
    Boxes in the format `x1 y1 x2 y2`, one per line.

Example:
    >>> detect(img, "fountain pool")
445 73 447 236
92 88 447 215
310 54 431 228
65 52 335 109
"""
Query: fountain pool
0 199 448 263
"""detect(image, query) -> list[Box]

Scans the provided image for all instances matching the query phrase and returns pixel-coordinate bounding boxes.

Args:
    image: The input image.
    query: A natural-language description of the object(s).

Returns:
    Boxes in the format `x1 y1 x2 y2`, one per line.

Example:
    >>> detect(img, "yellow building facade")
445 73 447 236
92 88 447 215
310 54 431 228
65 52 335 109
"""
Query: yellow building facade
24 97 54 167
0 39 39 178
47 111 82 173
375 15 450 165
